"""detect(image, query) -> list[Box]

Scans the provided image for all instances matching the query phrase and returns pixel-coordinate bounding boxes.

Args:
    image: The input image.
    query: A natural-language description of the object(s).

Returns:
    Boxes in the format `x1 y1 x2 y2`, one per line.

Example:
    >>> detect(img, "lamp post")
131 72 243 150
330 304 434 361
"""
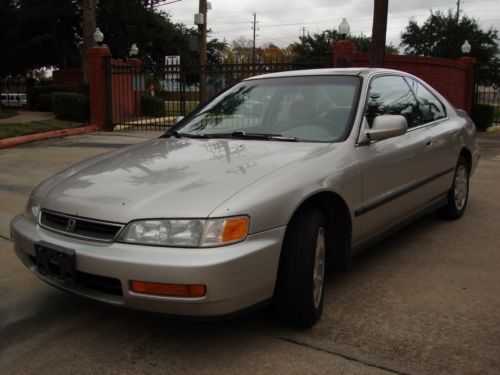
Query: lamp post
130 43 139 57
461 40 471 55
338 18 350 40
93 27 104 46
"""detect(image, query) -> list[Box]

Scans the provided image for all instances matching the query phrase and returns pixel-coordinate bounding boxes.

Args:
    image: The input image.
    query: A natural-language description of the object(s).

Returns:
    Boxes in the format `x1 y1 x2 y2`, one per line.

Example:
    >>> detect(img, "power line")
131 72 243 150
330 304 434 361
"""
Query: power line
152 0 182 7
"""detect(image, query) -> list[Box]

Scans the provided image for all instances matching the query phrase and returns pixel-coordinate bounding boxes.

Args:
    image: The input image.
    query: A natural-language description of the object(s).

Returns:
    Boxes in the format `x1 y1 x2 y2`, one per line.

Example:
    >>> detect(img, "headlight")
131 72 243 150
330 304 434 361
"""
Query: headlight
117 216 249 247
25 195 41 222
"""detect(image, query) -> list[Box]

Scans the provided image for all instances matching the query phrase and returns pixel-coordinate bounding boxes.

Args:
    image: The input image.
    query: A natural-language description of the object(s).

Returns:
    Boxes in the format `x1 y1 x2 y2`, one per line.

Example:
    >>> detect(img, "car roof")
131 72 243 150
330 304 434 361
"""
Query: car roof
244 67 404 80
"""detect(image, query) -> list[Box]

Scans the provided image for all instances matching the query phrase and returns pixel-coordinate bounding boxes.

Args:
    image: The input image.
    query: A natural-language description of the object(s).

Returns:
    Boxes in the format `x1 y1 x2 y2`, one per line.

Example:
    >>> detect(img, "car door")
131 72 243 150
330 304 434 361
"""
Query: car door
404 76 458 194
355 74 438 243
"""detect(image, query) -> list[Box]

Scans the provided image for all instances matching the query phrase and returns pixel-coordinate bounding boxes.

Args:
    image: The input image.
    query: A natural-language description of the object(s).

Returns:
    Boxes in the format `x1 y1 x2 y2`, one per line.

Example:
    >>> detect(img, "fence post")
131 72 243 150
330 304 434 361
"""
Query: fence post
332 40 357 68
87 46 112 130
457 56 476 115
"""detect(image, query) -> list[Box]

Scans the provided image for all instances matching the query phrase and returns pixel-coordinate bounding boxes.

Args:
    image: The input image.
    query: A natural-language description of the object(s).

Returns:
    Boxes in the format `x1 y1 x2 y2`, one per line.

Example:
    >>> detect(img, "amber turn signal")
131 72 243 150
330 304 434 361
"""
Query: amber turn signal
221 217 249 243
130 280 207 298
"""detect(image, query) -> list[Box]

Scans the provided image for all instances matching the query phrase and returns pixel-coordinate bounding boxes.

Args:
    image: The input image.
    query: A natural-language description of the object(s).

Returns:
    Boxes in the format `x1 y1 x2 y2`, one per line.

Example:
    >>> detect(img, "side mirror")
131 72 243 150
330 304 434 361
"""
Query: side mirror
174 116 184 124
365 115 407 141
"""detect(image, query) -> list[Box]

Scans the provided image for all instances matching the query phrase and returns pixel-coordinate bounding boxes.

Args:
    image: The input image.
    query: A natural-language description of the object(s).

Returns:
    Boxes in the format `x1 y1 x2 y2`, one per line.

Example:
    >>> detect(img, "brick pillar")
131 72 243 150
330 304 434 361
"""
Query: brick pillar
128 58 142 118
332 40 357 68
457 56 476 115
87 46 112 130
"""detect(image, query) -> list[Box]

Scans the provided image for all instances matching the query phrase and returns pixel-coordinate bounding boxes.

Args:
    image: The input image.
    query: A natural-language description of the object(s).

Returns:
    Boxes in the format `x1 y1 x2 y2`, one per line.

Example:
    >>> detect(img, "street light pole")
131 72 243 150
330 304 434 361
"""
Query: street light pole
252 13 257 65
199 0 207 104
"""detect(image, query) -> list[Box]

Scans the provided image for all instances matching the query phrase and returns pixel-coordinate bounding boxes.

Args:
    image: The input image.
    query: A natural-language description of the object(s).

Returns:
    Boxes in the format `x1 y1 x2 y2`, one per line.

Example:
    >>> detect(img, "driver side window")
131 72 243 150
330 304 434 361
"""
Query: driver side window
366 75 423 128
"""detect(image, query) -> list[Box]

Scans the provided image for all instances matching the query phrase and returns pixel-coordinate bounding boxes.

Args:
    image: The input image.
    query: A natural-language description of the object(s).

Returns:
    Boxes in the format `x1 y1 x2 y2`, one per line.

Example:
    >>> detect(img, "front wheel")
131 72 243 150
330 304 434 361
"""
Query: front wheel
272 207 326 327
439 156 469 220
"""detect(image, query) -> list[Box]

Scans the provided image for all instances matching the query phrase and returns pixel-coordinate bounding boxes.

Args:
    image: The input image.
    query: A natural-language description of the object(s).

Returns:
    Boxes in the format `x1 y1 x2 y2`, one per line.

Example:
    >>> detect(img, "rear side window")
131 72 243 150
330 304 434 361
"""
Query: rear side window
405 77 446 123
365 75 423 128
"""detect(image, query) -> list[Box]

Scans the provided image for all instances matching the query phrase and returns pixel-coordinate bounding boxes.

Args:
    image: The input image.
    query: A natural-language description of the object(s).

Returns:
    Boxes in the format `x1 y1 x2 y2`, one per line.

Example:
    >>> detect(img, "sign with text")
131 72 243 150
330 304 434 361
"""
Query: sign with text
165 55 181 80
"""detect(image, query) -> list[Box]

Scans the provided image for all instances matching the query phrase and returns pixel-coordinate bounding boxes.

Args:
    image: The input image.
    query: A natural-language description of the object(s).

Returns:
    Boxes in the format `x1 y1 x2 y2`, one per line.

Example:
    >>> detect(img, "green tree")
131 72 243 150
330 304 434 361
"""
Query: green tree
1 0 81 75
97 1 192 65
0 0 202 78
401 10 500 84
290 30 397 63
207 38 229 65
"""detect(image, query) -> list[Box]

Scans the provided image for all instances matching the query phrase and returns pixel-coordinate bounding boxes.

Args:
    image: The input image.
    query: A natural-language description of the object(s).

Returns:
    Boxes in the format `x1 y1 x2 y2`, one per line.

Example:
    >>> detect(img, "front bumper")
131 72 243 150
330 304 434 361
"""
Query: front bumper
10 215 285 317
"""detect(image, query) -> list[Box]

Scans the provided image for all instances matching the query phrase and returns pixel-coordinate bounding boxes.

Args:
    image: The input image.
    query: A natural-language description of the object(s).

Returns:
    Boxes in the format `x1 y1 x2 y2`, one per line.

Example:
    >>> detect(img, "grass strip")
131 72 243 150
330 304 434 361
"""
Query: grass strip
0 119 84 139
0 109 18 120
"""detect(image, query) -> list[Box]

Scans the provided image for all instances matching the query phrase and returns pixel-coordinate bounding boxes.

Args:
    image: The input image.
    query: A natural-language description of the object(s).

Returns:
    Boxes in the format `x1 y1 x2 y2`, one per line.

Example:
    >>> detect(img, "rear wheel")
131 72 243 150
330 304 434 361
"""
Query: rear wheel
439 156 469 220
273 207 326 327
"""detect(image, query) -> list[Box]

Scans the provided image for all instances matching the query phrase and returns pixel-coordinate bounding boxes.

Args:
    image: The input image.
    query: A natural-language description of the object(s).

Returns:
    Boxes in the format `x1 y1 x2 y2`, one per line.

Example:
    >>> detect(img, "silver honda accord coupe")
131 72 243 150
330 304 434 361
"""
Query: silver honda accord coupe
11 68 479 326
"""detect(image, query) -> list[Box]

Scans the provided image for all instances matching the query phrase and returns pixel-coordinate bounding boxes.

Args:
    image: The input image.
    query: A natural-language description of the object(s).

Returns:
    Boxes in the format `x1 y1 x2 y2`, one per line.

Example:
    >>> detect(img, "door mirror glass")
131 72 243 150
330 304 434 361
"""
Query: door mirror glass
365 115 407 141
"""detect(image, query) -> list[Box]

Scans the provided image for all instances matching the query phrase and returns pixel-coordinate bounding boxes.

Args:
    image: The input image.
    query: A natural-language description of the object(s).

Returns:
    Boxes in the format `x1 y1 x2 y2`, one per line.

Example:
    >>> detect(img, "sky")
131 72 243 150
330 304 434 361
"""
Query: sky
159 0 500 51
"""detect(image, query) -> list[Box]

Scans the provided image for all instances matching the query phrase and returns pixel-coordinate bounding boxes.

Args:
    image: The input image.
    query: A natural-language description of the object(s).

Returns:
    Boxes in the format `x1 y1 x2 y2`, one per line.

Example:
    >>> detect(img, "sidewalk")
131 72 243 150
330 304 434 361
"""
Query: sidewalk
0 130 161 240
0 110 56 124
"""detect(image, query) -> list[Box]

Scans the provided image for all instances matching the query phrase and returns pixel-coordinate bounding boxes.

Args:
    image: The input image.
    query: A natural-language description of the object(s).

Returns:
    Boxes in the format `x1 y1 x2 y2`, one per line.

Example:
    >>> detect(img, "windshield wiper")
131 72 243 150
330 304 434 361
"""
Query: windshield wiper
165 130 299 142
164 131 210 139
228 131 299 142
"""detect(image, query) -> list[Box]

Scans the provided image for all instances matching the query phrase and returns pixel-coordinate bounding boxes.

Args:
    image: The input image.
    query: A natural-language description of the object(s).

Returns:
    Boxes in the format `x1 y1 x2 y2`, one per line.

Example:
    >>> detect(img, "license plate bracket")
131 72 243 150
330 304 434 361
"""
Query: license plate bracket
35 241 77 286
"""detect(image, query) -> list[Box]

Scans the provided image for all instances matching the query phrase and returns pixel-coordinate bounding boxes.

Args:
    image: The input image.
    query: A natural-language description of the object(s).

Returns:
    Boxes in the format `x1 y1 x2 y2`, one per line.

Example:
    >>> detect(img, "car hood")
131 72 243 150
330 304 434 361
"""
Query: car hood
41 137 330 223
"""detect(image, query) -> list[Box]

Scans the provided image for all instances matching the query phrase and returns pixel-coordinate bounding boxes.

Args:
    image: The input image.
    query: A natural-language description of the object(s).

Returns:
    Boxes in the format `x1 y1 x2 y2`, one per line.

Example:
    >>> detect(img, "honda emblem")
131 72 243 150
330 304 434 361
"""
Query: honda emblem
66 219 76 232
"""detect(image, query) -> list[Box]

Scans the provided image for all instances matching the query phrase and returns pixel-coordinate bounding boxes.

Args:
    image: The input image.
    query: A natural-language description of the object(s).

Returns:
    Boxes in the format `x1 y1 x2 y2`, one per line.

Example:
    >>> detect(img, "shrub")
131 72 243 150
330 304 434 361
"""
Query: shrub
141 95 166 117
27 84 88 110
52 92 89 122
27 85 59 110
472 104 494 130
35 93 53 111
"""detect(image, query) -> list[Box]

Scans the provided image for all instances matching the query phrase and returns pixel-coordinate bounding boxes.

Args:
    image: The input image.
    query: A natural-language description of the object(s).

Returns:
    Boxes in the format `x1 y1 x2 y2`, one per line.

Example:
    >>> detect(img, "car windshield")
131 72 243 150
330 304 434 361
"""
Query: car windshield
173 75 361 142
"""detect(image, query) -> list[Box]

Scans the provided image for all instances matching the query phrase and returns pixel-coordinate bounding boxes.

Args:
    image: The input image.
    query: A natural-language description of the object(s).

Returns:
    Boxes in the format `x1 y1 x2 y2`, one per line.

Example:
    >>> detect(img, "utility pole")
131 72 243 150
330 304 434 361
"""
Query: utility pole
82 0 97 84
199 0 207 103
369 0 388 68
252 13 258 65
456 0 461 21
300 27 308 38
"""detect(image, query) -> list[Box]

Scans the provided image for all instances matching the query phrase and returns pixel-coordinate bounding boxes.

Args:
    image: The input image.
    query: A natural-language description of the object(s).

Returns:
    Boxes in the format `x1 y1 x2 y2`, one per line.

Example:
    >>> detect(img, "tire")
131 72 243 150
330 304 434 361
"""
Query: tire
273 207 326 327
439 156 469 220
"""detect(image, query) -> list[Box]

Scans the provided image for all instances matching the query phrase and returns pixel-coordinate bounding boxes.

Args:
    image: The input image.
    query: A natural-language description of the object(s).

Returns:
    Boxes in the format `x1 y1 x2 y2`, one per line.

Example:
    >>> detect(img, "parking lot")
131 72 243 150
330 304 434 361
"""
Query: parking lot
1 131 499 374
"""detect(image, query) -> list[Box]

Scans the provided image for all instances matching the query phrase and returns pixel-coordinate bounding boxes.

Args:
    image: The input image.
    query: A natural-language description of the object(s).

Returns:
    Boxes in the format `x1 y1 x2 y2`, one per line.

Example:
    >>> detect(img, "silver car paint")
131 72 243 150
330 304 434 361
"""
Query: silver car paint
11 214 285 316
40 137 331 229
10 68 479 316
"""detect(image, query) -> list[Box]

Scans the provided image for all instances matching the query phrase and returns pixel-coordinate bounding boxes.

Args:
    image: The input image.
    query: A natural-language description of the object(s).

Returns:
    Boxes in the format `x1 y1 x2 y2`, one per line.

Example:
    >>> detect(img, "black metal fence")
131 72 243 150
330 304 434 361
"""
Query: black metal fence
474 68 500 129
105 59 331 131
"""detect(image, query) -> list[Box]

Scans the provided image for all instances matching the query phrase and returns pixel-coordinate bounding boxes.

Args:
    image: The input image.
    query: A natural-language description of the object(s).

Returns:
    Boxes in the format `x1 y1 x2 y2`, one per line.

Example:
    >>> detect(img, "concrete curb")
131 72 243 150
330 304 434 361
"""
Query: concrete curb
0 125 98 149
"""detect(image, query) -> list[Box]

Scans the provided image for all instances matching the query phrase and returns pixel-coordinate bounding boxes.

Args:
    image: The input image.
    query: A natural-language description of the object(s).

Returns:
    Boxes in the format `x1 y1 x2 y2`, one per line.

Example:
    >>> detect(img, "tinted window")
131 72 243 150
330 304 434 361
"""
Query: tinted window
405 77 446 123
366 75 423 128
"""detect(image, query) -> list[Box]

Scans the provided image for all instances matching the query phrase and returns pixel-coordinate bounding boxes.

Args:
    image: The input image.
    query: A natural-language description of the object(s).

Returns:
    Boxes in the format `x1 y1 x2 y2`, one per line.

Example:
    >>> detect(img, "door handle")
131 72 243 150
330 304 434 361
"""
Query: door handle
424 137 433 147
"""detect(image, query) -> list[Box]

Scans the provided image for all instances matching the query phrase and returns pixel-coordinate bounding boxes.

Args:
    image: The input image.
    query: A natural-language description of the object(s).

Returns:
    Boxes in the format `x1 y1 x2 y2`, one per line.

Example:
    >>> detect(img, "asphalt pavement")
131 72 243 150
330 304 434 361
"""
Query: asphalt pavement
0 130 499 374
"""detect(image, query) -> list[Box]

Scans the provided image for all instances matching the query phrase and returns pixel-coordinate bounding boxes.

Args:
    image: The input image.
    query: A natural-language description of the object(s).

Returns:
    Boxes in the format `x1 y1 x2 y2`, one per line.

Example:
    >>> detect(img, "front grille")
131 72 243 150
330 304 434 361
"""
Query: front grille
40 210 124 241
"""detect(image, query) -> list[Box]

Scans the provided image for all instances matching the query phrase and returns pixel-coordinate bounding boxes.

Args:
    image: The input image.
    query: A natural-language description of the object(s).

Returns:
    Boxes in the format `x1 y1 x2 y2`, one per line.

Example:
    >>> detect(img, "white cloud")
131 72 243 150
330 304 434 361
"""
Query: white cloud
162 0 500 49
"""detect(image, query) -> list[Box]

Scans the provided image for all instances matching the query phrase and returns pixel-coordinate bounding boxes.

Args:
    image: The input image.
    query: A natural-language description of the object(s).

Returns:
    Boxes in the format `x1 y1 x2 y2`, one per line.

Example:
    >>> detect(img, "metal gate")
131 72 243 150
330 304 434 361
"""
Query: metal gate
474 69 500 128
105 59 331 131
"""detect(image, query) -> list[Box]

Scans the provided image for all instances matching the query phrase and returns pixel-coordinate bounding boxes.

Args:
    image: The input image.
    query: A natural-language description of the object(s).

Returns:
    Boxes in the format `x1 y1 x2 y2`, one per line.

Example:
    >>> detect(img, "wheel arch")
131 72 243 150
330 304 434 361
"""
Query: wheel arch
286 191 352 267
